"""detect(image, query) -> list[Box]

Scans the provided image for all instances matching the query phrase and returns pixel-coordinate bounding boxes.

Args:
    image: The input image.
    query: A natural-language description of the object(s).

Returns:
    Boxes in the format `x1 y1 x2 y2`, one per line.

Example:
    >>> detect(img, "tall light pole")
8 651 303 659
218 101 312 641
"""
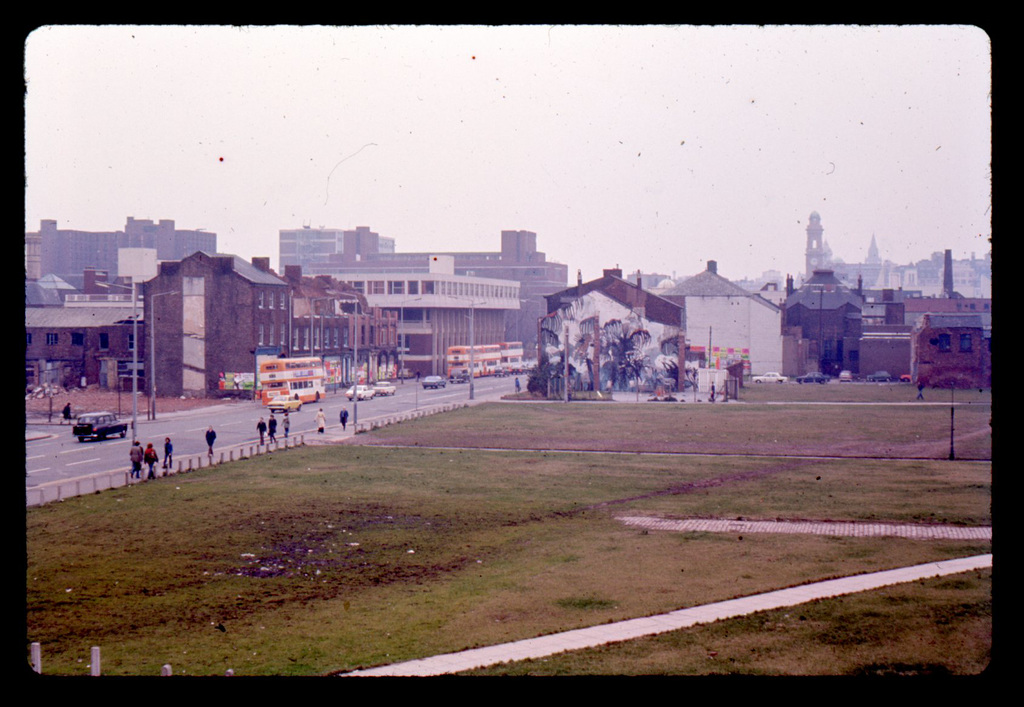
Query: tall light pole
131 280 139 443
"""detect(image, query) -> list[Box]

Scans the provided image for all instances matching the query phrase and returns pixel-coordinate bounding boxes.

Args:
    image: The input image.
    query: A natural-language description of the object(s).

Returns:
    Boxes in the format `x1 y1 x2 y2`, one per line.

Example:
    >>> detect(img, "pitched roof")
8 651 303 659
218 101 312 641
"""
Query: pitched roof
662 269 753 297
26 306 136 328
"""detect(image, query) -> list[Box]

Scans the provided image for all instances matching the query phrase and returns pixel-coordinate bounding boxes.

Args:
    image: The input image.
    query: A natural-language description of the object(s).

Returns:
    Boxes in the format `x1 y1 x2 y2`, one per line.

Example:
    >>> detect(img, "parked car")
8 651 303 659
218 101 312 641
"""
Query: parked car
899 374 912 383
265 395 302 412
346 384 376 401
838 370 854 382
372 381 397 396
73 412 128 442
752 372 788 384
866 370 895 383
795 372 831 384
422 375 447 389
450 372 470 384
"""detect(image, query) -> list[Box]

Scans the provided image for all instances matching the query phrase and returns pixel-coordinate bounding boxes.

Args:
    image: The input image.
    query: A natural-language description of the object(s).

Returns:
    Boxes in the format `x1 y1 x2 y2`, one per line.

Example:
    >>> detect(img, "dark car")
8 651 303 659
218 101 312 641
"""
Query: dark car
795 372 831 384
422 375 447 389
866 370 895 382
72 412 128 442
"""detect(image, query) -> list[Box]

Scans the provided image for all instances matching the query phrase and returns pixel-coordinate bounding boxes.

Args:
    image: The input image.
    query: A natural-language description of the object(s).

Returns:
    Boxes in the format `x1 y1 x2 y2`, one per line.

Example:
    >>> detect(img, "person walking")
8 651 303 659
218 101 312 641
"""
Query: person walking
256 417 267 445
129 441 144 479
61 402 72 425
163 437 174 472
282 412 290 439
268 414 277 444
144 442 159 479
315 408 326 434
339 406 349 431
917 382 925 400
514 377 521 394
205 426 217 457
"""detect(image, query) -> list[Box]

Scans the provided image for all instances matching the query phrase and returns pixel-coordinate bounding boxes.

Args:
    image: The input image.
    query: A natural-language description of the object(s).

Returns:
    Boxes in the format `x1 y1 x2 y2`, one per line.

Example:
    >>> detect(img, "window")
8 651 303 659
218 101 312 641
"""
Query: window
388 280 404 295
71 332 84 346
258 290 265 309
408 280 419 295
46 333 58 346
26 332 32 346
99 333 109 350
938 334 951 352
960 333 973 352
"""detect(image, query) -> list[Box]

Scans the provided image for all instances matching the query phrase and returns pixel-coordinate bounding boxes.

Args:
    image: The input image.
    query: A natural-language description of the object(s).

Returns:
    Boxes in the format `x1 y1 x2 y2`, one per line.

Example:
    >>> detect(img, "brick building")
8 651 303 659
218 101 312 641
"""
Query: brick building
146 252 290 398
910 313 991 388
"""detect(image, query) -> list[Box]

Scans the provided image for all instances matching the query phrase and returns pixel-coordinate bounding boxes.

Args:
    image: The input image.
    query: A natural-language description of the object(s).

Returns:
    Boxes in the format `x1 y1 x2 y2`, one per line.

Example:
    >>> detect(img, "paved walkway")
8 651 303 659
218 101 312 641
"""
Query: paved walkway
340 553 991 676
617 516 993 541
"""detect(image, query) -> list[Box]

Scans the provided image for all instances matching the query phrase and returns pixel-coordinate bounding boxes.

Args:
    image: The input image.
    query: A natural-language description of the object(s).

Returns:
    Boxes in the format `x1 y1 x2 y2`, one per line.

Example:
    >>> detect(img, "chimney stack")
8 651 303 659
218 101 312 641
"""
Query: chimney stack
943 249 954 297
707 260 717 275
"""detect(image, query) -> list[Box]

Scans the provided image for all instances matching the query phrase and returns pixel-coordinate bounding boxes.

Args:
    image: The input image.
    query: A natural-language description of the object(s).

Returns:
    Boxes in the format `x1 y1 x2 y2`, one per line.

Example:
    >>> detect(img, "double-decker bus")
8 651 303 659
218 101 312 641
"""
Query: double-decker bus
498 341 524 373
259 357 325 405
446 344 502 378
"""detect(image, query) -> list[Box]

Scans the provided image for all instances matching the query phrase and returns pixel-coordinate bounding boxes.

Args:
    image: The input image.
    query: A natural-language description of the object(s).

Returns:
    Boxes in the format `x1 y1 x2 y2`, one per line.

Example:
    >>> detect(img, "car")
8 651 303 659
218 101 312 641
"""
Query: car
346 384 376 401
752 372 788 384
372 381 397 396
795 372 831 384
899 374 912 383
450 372 470 384
72 412 128 442
265 395 302 412
838 370 854 382
865 370 895 383
422 375 447 389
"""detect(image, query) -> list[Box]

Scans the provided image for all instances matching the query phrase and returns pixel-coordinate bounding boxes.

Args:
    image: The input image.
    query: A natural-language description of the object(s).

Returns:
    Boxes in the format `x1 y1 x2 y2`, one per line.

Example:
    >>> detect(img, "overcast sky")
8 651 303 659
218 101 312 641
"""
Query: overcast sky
24 24 992 285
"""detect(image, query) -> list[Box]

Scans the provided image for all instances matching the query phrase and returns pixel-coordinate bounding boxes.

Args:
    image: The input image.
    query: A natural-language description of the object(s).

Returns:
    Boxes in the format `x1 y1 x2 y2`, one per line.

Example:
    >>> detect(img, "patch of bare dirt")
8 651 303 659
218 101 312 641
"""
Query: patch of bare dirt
25 386 232 421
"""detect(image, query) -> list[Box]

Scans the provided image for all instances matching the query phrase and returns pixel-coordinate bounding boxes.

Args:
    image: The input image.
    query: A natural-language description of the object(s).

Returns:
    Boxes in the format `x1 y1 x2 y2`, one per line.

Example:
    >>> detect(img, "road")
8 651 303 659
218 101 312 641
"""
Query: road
25 375 519 489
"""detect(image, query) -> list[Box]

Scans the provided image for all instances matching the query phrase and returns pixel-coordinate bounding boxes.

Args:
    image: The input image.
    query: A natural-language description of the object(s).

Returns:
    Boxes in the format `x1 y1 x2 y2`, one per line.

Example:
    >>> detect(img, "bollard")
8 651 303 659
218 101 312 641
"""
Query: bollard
31 642 41 674
161 664 173 676
90 646 101 676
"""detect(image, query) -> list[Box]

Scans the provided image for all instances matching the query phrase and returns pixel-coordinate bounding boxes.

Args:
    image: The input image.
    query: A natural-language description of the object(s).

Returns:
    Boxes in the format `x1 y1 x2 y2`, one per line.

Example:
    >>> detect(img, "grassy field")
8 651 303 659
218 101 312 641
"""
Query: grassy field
25 395 992 676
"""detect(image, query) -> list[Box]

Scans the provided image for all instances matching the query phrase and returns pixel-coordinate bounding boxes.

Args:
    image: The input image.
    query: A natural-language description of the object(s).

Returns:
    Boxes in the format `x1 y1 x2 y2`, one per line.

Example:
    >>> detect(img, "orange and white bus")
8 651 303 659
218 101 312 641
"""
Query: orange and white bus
259 357 325 405
498 341 524 373
446 344 502 378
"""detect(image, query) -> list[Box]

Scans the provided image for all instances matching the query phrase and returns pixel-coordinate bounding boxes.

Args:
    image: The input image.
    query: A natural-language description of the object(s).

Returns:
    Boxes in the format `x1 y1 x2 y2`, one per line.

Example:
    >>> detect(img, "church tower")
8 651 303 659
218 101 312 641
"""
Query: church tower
805 211 825 278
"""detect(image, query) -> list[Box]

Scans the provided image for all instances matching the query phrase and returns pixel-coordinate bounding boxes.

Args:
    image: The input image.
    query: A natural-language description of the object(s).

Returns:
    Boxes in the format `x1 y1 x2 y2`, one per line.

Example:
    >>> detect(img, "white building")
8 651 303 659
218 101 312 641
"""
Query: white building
662 261 783 376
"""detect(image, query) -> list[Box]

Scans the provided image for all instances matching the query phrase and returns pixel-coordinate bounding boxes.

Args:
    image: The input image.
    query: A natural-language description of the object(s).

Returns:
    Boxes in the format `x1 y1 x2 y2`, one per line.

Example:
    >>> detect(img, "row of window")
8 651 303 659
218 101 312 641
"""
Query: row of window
937 333 973 353
347 279 518 299
27 332 117 349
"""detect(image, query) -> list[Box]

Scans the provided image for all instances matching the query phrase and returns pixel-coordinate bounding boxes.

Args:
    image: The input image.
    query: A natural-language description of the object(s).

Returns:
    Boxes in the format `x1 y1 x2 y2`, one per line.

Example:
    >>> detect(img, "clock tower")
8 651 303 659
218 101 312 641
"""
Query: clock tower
805 211 825 278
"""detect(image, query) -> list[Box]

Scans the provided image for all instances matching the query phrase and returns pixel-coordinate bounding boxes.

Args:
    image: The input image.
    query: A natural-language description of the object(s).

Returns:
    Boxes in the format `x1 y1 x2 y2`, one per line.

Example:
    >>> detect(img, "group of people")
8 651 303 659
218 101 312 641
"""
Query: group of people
129 437 173 480
255 412 290 445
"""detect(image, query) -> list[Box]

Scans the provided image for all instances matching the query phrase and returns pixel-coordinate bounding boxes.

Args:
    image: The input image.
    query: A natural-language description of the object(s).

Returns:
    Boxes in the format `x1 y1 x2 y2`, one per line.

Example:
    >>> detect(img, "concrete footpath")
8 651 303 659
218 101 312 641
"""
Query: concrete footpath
340 553 992 676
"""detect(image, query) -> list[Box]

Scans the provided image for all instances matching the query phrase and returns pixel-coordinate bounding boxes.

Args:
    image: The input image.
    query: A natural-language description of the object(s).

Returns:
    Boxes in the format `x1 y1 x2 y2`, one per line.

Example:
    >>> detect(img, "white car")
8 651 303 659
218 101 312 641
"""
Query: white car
346 385 376 401
372 381 397 396
752 372 789 384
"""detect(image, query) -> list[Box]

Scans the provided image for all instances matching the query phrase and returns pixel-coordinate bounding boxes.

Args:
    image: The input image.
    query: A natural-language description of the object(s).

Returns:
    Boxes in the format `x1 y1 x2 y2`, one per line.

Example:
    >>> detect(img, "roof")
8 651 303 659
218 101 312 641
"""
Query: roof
924 313 985 329
26 307 136 328
188 251 288 286
661 268 752 298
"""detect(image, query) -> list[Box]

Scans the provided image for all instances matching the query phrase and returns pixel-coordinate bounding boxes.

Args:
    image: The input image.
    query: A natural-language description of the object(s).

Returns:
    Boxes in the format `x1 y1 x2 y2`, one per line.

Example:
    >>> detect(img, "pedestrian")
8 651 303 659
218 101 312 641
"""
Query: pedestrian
315 408 326 434
339 406 349 430
206 426 217 456
282 412 290 439
268 414 277 443
61 402 72 425
710 382 716 403
917 381 925 400
515 377 521 394
144 442 159 479
163 437 173 471
256 417 267 445
129 441 144 479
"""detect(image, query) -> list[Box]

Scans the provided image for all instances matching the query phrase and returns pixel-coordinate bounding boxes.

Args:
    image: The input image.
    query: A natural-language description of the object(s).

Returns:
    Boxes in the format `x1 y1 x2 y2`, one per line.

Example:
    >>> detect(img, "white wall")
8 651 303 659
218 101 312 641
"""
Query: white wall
685 295 783 375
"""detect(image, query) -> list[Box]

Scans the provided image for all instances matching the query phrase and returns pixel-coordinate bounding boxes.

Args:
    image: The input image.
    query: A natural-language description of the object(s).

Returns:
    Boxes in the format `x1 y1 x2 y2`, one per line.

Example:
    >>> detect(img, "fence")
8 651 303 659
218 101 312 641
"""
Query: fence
26 434 307 507
29 642 235 676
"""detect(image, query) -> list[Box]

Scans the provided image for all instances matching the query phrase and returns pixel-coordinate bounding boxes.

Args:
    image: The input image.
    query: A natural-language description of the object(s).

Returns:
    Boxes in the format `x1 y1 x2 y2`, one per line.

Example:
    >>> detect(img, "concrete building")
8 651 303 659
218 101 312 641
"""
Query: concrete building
661 261 783 377
284 227 567 351
28 218 217 284
334 255 522 378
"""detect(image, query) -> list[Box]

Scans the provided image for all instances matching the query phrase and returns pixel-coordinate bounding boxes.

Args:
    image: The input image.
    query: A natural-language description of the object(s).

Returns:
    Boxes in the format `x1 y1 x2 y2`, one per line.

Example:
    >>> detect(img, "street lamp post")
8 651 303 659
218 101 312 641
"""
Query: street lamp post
131 280 139 443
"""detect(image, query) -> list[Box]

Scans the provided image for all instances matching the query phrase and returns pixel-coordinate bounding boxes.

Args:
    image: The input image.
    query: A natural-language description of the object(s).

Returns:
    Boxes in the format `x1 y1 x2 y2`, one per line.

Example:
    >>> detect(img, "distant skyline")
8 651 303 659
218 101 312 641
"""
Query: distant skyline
24 24 992 284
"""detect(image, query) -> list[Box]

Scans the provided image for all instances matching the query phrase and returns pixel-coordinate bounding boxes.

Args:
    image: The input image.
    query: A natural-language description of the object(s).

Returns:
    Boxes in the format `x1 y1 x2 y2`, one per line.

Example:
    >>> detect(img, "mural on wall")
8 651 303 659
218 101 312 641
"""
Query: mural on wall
540 293 681 393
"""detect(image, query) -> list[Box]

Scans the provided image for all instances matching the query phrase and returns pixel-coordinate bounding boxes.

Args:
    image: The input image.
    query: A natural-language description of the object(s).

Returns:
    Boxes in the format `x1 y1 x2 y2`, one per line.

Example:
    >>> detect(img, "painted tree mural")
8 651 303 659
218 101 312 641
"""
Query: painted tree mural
539 292 680 395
